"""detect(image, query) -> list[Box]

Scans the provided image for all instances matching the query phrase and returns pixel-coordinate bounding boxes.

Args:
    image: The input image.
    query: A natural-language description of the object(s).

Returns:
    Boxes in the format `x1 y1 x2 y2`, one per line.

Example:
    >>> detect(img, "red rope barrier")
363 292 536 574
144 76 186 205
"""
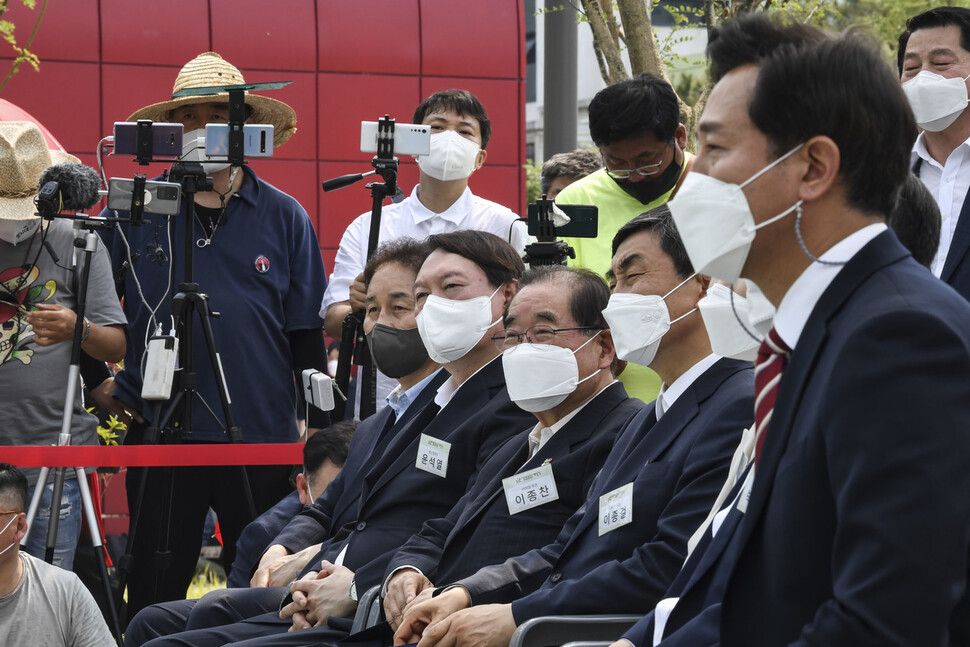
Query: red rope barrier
0 443 303 467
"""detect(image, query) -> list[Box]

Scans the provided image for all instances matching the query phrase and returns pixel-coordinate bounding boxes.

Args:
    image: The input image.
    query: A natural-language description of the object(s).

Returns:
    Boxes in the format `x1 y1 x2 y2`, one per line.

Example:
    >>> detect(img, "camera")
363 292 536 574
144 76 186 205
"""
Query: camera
526 202 598 238
360 121 431 156
113 122 183 158
107 177 182 216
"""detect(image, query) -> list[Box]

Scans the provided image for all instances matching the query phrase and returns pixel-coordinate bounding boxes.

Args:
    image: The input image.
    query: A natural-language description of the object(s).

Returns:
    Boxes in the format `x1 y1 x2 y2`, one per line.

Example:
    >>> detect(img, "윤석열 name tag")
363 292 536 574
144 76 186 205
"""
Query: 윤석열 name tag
416 433 451 478
503 462 560 515
598 482 633 536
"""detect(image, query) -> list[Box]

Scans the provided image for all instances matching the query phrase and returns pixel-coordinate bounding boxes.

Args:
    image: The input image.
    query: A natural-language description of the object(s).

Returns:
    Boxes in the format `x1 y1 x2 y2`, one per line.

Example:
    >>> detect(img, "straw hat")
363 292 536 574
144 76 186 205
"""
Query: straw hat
0 121 79 221
127 52 297 148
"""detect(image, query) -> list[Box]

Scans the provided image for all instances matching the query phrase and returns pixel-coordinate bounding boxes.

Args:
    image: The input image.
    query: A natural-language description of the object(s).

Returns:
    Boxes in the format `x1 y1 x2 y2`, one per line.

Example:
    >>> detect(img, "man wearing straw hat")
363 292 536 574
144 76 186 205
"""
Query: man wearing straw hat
90 52 329 619
0 121 126 569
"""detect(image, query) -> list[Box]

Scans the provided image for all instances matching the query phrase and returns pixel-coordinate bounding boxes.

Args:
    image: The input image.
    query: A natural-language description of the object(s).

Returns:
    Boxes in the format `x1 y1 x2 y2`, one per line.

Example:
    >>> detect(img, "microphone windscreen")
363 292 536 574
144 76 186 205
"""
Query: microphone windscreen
38 163 102 211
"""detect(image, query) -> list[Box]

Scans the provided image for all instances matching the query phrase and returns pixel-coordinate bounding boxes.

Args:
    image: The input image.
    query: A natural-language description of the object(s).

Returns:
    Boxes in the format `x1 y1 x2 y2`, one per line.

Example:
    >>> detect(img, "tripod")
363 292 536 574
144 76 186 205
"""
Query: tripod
323 116 400 421
114 161 257 617
22 218 124 644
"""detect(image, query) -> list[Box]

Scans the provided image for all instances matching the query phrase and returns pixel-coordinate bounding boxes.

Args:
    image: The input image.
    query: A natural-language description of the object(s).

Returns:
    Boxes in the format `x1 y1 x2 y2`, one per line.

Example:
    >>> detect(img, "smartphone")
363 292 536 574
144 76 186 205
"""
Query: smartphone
205 123 275 158
527 203 598 238
113 122 183 158
360 121 431 156
107 177 182 216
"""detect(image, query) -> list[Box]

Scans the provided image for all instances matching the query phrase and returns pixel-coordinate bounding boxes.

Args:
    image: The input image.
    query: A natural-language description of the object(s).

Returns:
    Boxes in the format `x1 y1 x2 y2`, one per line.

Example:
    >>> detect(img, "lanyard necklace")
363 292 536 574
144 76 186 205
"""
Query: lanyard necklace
196 166 239 248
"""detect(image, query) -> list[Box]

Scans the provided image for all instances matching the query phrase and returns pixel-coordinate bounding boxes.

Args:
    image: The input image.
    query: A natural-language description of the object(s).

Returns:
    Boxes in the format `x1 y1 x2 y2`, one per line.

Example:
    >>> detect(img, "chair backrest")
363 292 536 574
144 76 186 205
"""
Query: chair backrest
350 584 383 633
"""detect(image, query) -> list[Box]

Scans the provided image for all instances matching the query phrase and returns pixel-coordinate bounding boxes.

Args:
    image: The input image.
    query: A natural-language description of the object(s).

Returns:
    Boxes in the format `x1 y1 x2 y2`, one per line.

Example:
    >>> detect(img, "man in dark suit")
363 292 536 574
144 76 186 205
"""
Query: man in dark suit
125 237 448 646
899 6 970 299
621 14 970 646
393 206 753 647
129 231 535 647
227 422 355 589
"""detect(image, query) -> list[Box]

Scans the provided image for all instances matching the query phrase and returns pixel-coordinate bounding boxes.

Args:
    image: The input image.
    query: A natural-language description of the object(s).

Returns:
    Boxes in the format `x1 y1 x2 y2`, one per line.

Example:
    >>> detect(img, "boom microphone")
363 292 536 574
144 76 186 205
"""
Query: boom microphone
36 163 102 215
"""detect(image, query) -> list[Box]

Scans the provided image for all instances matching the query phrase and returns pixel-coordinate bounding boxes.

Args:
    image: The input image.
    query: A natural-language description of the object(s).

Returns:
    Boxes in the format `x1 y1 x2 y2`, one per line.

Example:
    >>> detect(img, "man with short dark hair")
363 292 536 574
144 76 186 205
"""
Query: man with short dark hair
322 89 527 417
0 463 114 646
394 206 752 647
899 6 970 298
555 74 691 403
540 149 601 199
625 13 970 646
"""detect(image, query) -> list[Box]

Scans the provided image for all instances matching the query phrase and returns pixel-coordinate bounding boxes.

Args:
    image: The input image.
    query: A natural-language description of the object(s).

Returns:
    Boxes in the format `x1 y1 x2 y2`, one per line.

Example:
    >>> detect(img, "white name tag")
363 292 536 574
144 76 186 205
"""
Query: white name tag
415 433 451 478
598 482 633 536
503 463 560 515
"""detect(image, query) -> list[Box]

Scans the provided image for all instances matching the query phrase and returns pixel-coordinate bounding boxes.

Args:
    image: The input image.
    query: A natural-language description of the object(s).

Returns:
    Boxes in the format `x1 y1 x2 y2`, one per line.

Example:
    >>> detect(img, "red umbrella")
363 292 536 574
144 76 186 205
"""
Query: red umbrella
0 98 67 151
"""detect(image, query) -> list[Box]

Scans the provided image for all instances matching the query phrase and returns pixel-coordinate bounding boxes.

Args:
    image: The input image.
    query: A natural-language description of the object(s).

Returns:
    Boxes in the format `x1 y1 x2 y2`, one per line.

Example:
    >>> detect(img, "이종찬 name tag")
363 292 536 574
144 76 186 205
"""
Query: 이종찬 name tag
598 482 633 536
503 463 560 515
416 433 451 478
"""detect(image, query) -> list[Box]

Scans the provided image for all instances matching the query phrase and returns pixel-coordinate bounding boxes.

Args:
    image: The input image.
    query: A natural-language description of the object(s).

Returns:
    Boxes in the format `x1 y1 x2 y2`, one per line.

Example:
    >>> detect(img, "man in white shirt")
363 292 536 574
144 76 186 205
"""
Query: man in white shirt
322 90 526 417
899 6 970 298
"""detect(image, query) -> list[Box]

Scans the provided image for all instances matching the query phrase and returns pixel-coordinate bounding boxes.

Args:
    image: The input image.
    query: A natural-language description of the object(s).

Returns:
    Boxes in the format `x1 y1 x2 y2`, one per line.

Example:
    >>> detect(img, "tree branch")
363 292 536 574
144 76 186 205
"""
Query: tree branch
616 0 666 78
0 0 46 95
580 0 630 84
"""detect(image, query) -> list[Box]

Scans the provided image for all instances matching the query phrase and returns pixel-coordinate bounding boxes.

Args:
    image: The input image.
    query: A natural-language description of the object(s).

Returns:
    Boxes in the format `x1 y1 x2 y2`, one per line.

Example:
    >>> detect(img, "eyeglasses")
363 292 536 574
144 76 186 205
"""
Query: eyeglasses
0 510 21 516
492 325 603 350
603 142 670 180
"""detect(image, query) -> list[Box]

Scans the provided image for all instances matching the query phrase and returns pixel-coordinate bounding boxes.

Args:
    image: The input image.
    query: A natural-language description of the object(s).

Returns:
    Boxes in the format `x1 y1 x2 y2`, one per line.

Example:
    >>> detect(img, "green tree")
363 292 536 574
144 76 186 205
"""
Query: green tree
0 0 47 95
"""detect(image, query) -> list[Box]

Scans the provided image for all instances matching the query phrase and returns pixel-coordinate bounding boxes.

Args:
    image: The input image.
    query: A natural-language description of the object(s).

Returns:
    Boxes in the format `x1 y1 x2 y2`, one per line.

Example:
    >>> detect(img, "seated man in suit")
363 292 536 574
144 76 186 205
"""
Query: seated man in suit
393 206 753 647
620 14 970 647
227 422 355 588
129 231 534 647
263 265 643 647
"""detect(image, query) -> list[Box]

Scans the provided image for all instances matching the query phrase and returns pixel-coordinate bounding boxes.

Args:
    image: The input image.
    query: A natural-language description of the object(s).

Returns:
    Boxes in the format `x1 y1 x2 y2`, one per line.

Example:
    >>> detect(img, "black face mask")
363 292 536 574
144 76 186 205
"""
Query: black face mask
613 153 683 205
366 324 431 378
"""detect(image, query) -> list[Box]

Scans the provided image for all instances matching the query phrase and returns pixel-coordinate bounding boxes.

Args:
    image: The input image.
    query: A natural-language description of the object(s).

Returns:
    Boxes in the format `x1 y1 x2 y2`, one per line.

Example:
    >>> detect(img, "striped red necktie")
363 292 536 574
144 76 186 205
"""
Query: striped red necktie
754 327 791 463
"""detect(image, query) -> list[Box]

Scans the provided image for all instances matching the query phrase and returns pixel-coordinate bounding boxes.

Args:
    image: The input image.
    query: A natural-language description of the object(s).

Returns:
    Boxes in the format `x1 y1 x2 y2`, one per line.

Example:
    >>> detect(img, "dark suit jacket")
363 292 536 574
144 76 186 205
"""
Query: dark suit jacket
663 232 970 647
454 358 753 623
384 382 643 586
271 369 449 554
914 158 970 300
301 357 535 592
229 490 304 588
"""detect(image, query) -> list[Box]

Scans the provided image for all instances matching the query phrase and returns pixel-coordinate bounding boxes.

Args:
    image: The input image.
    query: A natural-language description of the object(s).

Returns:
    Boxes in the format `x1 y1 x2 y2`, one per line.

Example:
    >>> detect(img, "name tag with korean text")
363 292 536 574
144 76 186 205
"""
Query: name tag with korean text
598 482 633 536
503 463 560 515
415 433 451 478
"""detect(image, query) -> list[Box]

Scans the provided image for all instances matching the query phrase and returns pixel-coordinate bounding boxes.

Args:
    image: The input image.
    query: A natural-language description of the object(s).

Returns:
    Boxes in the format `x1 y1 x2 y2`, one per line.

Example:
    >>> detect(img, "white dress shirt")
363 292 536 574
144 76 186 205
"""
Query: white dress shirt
911 132 970 277
385 368 443 421
654 354 720 420
525 380 618 459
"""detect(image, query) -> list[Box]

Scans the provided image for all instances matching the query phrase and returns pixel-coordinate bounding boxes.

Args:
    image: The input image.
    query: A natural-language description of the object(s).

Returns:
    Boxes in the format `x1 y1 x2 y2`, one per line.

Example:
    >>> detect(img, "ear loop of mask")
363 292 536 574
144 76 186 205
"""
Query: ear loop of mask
794 203 848 266
573 330 604 386
664 273 699 326
728 286 763 344
0 514 19 556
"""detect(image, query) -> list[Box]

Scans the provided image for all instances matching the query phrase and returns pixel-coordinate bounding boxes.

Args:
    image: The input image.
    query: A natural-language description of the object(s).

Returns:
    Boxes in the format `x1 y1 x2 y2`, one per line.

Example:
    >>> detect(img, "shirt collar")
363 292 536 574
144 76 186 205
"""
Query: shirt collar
231 166 259 207
386 368 443 420
434 355 500 410
655 354 719 420
773 223 887 349
526 379 618 456
910 130 970 170
408 184 473 225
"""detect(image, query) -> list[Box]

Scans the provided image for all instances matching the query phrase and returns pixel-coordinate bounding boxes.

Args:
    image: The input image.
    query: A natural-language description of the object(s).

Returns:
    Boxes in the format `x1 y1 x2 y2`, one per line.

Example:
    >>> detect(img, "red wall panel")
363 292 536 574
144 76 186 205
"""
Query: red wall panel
212 0 317 72
317 0 420 75
0 0 100 63
420 0 520 79
100 0 210 66
244 70 317 162
317 73 421 163
0 61 101 155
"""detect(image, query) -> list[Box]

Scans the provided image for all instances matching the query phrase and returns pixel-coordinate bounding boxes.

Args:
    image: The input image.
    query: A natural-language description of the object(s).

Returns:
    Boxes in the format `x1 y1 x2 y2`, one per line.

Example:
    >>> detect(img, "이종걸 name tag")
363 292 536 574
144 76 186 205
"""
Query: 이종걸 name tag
598 482 633 536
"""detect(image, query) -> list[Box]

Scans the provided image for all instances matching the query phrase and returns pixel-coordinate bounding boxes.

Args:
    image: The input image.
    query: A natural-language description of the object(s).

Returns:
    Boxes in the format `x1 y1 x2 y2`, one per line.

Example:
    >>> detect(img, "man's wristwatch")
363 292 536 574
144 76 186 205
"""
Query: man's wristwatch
349 578 358 603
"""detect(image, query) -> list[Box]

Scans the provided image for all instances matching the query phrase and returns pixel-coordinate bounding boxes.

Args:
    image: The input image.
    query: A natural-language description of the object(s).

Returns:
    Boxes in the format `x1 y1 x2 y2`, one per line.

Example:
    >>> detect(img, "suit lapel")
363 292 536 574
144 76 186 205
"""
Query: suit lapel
331 407 396 524
941 187 970 282
360 359 501 506
735 232 909 549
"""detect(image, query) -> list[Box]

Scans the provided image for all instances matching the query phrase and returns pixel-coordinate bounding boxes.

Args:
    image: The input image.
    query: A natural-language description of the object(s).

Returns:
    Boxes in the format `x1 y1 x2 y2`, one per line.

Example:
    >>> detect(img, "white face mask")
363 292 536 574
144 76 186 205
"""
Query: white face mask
668 144 804 284
602 274 696 367
0 513 19 557
327 359 339 377
415 285 502 364
416 130 481 181
902 70 970 132
697 281 776 361
501 333 602 413
0 218 40 246
181 128 231 174
302 471 318 504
